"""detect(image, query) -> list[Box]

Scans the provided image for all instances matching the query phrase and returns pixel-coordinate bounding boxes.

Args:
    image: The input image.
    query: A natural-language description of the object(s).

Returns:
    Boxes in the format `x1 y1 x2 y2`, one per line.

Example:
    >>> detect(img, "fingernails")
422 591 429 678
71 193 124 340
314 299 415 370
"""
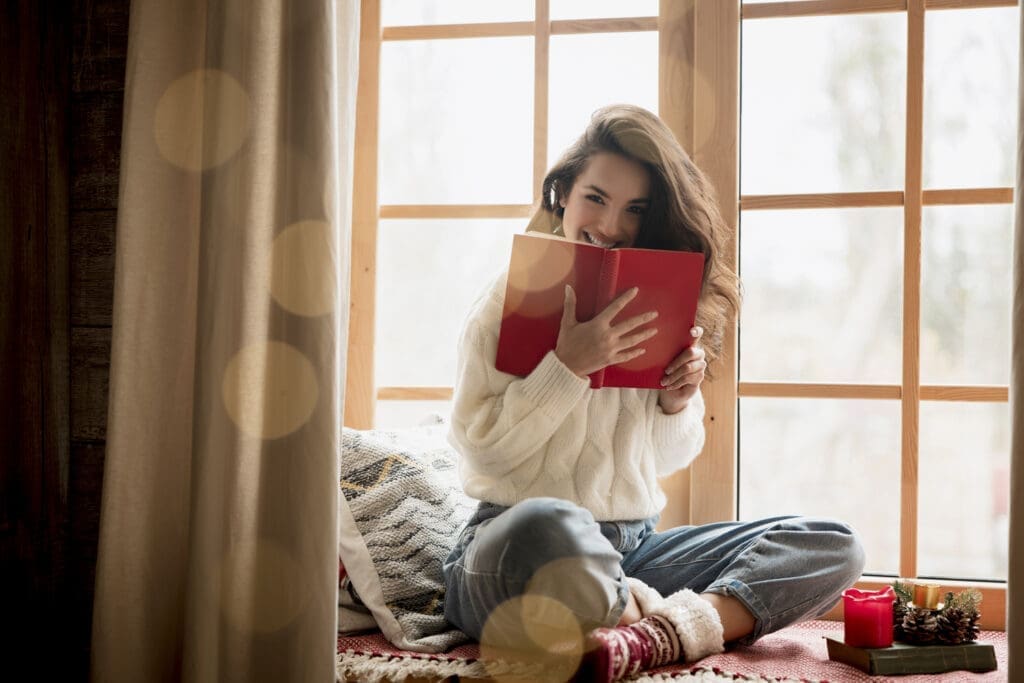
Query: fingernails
690 327 700 337
649 311 659 321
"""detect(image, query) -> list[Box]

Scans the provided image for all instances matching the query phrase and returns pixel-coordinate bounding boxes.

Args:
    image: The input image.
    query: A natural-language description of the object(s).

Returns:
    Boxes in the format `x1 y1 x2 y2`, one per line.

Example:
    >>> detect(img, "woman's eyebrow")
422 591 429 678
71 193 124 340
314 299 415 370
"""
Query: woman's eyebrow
585 184 650 204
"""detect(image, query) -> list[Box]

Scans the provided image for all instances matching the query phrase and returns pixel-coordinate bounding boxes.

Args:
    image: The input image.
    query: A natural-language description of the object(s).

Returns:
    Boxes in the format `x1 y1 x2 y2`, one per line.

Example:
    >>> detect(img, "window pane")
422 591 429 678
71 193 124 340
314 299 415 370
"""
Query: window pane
923 7 1019 189
374 400 453 430
739 398 900 576
550 0 657 20
741 14 906 194
739 208 903 383
921 205 1013 386
376 219 524 387
918 402 1009 581
380 38 533 204
382 1 532 26
548 32 658 167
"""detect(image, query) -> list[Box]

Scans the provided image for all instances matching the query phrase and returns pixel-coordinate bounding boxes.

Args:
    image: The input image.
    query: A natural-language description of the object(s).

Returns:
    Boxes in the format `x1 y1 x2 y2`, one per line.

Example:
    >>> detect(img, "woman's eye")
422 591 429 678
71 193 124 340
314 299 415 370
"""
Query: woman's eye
627 206 646 215
586 194 605 204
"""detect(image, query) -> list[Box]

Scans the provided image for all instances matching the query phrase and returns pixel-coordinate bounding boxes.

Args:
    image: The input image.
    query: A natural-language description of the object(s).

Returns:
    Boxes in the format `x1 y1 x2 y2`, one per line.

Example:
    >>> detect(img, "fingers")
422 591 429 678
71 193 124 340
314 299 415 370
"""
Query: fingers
660 359 707 390
611 346 647 365
665 347 705 376
561 285 578 328
613 310 659 336
662 326 707 390
619 326 659 351
596 286 640 323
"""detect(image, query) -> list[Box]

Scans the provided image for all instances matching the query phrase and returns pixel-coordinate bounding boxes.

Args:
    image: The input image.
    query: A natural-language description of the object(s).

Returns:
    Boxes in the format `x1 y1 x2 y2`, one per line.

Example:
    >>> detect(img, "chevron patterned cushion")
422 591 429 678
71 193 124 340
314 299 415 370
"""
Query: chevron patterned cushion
339 419 477 652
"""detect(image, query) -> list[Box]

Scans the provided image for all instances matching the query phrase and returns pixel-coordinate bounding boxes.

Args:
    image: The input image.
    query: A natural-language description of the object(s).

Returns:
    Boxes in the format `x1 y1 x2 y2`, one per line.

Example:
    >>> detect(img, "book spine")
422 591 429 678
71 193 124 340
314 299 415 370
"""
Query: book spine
870 646 997 675
590 250 622 389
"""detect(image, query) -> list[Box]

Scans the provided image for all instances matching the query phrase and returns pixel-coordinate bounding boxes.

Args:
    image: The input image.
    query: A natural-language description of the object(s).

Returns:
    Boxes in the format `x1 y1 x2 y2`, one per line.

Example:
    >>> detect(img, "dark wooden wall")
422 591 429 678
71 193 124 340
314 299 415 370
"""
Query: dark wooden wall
0 0 70 674
67 0 128 677
1 0 126 678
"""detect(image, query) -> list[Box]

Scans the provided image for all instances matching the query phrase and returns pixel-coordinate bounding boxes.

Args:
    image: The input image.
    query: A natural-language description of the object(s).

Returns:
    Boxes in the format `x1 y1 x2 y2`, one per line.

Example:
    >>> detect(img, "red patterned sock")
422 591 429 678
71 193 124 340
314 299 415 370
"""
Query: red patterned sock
576 615 682 682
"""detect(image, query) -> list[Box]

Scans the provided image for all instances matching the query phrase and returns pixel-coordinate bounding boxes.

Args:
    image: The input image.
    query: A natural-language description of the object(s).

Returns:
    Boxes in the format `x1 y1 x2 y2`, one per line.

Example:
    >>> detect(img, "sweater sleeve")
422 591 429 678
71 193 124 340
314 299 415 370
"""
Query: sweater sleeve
649 389 706 477
447 308 590 478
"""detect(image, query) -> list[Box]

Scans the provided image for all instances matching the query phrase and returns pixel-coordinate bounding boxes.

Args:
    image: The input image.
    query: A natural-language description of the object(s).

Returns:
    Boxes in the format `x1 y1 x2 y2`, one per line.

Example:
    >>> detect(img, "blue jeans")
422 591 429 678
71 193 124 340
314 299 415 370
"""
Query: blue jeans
442 497 865 647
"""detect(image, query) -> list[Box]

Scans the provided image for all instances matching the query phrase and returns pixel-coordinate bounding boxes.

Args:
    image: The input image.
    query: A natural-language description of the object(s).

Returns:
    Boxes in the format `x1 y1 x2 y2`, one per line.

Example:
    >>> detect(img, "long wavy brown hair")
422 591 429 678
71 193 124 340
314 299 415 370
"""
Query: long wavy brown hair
525 104 741 372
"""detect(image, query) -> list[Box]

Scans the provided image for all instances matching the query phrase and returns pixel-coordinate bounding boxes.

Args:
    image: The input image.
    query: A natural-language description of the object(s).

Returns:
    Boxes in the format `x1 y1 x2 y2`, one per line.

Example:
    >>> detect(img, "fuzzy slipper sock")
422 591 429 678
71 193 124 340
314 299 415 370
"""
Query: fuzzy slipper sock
576 577 725 682
626 577 725 662
577 614 681 682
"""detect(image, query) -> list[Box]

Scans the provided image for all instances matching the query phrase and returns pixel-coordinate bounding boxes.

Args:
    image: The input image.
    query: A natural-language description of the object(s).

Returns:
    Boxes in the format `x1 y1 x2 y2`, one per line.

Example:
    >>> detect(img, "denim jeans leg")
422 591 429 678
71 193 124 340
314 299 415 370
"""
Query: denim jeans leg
621 515 865 644
442 497 631 645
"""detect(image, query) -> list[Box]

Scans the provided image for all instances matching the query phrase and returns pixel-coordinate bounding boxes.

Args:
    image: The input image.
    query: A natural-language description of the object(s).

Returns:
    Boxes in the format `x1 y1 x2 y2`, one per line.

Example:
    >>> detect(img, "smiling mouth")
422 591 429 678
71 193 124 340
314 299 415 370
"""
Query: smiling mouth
583 231 617 248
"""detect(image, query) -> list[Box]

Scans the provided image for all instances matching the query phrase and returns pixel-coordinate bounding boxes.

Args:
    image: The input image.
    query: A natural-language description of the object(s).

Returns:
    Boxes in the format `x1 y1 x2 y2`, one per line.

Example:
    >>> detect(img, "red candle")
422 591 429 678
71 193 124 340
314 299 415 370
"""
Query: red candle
842 587 895 648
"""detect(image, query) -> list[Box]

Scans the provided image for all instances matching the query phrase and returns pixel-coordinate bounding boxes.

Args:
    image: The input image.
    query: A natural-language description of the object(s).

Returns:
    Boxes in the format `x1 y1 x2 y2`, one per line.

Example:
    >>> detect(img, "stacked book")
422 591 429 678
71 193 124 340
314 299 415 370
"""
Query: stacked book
825 638 997 675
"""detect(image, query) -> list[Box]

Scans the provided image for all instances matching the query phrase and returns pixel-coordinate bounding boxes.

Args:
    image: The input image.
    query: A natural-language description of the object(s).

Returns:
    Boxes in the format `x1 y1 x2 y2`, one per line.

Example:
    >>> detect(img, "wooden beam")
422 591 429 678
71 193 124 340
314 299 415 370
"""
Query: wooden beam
690 0 740 525
920 385 1009 402
741 191 904 210
656 0 697 531
740 188 1014 211
741 0 1016 20
379 204 533 219
900 0 926 580
737 383 1010 401
344 0 381 429
381 17 658 42
742 0 906 20
382 22 534 41
534 0 550 197
739 382 902 400
922 187 1014 205
377 387 453 401
550 17 658 34
926 0 1018 9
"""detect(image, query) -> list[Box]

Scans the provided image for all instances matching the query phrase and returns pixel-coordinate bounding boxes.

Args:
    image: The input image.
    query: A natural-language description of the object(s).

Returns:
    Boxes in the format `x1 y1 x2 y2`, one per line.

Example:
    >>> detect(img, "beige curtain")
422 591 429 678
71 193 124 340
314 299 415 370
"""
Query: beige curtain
90 1 358 680
1010 3 1023 679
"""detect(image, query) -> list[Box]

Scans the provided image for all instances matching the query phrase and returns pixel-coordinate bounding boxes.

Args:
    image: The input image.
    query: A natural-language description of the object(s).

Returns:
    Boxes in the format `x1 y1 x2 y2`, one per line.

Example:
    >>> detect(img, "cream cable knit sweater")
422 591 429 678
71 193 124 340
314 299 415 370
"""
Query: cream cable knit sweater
448 272 707 521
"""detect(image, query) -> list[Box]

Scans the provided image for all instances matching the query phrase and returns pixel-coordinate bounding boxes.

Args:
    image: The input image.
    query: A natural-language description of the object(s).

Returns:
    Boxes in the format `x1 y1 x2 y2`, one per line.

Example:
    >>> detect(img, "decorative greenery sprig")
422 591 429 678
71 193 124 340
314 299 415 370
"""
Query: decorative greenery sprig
893 579 914 605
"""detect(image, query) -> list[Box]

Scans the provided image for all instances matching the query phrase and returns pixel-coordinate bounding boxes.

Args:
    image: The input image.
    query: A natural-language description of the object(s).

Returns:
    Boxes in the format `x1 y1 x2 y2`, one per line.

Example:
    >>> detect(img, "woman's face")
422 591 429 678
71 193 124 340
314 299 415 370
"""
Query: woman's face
559 152 651 249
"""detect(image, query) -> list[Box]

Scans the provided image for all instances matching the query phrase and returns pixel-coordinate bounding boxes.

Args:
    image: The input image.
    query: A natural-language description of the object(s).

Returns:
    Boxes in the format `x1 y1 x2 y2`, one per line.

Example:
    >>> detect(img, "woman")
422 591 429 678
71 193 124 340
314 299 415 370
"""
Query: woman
442 104 865 681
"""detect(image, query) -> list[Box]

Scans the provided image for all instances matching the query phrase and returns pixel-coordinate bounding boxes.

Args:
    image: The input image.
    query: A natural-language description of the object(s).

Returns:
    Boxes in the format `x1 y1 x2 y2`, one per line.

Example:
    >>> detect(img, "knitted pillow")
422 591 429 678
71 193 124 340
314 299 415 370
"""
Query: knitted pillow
339 420 477 652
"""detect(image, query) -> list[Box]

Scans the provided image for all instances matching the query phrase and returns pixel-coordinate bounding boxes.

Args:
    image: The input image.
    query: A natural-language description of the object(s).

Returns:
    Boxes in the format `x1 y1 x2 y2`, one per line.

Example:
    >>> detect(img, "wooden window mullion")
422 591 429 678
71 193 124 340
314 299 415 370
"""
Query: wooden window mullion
344 0 381 429
534 0 550 197
901 0 926 579
690 0 741 525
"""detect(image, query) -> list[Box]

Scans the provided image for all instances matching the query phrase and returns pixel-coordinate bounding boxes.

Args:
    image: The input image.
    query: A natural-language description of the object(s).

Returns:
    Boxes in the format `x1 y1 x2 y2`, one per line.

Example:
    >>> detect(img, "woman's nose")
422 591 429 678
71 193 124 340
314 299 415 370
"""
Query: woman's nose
598 210 623 237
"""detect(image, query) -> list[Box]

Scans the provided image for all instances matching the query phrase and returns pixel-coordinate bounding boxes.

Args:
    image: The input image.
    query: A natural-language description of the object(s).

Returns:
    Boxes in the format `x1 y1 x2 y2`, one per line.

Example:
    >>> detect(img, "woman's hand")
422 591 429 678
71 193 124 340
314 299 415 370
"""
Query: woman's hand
658 327 707 414
555 285 659 378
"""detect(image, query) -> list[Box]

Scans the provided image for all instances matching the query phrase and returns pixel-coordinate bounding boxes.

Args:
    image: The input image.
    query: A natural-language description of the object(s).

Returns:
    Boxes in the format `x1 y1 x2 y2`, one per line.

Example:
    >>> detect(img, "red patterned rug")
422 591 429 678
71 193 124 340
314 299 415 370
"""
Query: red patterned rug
337 620 1008 682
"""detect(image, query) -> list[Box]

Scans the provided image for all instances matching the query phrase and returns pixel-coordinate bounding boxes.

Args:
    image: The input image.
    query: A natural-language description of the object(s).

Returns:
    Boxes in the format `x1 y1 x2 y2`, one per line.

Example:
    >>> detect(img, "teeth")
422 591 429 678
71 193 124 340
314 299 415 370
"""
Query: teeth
585 232 615 248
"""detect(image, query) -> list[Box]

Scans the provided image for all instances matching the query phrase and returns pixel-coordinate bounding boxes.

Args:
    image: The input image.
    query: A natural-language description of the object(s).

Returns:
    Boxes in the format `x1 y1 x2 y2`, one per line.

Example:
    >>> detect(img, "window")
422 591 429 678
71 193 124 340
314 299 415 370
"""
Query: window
346 0 1015 628
348 1 660 428
737 0 1016 623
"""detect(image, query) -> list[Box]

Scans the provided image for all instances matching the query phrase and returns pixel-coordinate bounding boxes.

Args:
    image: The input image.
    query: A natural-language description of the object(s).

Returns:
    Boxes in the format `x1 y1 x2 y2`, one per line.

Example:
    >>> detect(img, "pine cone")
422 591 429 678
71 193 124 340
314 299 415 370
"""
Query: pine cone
893 602 908 640
899 607 939 645
935 607 980 644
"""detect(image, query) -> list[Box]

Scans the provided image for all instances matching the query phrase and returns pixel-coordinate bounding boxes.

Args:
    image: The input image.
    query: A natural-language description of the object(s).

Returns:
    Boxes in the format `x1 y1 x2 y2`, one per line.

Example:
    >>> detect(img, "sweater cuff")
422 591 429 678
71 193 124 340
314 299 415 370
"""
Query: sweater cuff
651 390 705 452
519 350 590 421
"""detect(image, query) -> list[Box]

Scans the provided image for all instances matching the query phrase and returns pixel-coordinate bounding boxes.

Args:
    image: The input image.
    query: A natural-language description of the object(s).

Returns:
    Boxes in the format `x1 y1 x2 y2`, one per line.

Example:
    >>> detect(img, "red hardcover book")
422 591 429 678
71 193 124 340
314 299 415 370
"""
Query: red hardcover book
495 232 705 389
